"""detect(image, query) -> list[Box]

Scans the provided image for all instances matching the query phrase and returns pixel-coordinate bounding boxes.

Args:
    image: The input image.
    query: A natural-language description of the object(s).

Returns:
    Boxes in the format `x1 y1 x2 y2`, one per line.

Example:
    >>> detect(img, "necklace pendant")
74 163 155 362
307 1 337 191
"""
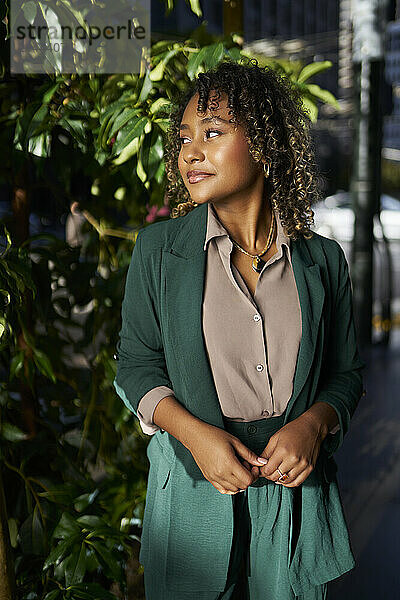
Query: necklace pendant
252 256 264 273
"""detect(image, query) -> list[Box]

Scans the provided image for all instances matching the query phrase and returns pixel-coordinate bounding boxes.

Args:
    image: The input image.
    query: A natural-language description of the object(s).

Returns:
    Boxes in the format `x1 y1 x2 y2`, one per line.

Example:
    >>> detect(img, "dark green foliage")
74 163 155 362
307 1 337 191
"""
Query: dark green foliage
0 1 338 596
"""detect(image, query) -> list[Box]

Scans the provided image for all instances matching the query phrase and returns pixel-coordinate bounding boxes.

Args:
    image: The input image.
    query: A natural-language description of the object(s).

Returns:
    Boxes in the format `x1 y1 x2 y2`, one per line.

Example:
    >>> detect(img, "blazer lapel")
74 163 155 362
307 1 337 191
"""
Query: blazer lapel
285 239 325 420
162 204 224 428
162 203 325 429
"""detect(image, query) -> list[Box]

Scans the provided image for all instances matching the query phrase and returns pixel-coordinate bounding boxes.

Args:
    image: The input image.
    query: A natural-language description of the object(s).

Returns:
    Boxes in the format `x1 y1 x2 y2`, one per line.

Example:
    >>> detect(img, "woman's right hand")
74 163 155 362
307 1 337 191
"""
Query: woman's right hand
187 422 268 495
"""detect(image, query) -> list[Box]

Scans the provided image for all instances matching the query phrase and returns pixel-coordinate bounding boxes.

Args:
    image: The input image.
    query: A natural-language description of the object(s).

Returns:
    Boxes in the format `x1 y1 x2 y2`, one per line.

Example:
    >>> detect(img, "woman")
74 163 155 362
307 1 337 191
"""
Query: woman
114 58 366 600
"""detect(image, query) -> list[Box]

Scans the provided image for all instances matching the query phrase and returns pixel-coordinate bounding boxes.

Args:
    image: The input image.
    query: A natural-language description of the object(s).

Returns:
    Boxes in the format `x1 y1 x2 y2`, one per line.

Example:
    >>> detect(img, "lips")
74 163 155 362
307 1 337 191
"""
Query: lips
187 171 214 184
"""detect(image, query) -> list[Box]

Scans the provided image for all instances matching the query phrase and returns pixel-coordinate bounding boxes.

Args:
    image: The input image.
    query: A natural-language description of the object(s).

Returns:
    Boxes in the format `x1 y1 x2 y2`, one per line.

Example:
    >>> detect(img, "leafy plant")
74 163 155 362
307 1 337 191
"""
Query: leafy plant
0 1 339 597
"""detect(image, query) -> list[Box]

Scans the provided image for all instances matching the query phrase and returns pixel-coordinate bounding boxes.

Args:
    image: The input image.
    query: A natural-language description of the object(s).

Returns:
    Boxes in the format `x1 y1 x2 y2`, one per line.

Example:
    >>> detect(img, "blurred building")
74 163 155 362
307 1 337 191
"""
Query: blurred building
385 5 400 152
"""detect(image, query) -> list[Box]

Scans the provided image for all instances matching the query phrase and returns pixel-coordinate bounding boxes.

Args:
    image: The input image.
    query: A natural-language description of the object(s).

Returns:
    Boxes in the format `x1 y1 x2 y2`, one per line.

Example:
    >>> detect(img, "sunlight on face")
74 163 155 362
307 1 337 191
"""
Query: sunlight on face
177 90 262 206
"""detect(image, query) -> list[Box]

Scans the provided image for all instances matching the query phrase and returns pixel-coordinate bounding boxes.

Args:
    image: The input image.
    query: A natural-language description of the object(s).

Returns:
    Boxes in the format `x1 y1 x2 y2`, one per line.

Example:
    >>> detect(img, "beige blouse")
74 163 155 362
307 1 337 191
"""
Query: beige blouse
136 201 339 436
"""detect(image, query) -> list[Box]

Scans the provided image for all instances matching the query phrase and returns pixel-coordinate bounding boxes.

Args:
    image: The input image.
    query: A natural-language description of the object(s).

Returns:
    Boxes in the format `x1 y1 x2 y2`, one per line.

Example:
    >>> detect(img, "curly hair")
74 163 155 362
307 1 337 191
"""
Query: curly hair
163 57 322 240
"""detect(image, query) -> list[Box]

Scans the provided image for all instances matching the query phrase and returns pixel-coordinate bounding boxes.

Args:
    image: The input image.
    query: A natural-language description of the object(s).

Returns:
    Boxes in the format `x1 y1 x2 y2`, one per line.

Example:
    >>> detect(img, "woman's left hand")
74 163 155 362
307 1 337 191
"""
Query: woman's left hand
256 413 326 487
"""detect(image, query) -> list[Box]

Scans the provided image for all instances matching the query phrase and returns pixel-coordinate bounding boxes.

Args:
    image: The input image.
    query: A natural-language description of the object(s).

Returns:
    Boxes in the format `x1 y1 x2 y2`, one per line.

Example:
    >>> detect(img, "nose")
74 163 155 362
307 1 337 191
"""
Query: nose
182 142 206 165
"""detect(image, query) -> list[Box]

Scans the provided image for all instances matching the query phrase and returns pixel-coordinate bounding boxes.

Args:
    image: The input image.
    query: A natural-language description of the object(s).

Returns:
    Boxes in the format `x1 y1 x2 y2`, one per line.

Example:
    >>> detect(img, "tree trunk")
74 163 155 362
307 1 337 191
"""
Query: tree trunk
0 467 16 600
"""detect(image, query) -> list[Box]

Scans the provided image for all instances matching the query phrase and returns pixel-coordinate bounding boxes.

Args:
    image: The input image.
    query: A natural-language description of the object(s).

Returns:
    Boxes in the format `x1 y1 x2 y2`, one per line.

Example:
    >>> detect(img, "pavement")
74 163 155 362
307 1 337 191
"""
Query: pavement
329 332 400 599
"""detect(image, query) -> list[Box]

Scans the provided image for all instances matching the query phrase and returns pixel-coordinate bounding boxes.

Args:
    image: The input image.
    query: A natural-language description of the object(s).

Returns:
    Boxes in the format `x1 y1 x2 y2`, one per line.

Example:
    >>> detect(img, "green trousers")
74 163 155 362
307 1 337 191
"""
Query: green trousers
144 412 328 600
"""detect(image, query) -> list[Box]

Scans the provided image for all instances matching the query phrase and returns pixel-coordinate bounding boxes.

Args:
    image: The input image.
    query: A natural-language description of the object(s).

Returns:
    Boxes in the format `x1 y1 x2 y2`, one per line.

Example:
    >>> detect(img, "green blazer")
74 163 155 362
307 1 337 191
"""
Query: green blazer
114 202 366 595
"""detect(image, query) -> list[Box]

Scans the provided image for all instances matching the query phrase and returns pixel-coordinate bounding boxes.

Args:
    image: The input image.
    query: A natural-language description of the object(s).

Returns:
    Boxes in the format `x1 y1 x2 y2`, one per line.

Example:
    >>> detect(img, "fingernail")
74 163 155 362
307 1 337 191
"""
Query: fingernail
257 457 268 464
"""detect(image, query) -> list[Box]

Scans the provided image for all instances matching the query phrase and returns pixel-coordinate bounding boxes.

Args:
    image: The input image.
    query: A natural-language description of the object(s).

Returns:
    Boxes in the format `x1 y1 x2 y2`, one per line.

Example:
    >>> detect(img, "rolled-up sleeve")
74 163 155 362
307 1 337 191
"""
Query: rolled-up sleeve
317 242 366 458
137 386 176 435
113 230 174 431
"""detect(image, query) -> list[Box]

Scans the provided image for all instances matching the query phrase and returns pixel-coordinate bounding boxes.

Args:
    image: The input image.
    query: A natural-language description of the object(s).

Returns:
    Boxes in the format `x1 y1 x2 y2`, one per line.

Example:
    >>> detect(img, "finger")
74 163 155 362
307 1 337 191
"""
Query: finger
229 469 253 490
259 434 279 464
231 438 269 467
220 473 249 493
213 481 238 495
273 458 313 483
241 459 252 471
259 455 285 479
267 462 295 483
271 467 294 483
276 465 314 488
228 453 259 489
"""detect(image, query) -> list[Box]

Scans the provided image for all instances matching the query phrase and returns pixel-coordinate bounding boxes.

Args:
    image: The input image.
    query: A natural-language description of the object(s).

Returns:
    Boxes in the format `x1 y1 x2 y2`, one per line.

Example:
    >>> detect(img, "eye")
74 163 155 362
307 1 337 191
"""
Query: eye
204 128 222 139
178 128 222 145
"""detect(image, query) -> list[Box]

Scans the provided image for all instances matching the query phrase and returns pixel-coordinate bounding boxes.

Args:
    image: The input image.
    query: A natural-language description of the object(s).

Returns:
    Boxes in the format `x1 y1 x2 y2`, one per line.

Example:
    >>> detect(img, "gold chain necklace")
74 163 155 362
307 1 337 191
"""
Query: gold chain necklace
230 212 276 273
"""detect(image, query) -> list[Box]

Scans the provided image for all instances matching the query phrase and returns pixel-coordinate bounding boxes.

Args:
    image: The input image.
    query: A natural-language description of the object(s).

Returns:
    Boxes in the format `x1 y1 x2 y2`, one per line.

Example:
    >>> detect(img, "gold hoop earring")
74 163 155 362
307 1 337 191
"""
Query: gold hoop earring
263 163 270 178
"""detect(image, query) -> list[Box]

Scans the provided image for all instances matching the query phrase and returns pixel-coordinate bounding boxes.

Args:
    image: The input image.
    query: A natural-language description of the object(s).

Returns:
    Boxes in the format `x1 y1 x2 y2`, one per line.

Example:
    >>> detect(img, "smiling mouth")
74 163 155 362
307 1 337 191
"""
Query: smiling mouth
188 173 214 184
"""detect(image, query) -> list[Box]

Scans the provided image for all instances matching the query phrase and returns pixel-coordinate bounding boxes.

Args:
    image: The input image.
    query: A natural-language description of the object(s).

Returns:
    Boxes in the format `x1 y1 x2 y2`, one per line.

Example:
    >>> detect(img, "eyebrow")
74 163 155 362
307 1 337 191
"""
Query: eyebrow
179 116 230 130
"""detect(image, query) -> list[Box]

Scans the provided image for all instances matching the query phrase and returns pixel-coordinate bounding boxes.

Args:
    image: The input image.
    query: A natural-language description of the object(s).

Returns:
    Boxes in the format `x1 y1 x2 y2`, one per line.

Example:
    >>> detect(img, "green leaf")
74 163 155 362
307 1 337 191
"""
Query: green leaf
150 49 180 81
73 489 99 513
149 98 171 115
0 290 11 306
137 70 153 104
28 132 52 158
42 82 61 104
22 1 37 24
301 96 318 122
201 43 225 69
108 108 141 141
111 136 140 166
66 583 118 599
53 513 81 539
9 351 24 381
8 518 18 548
76 515 104 528
38 483 77 505
187 0 202 17
1 422 27 442
88 540 123 582
154 118 170 133
14 102 49 154
33 348 56 383
140 130 163 181
297 61 333 84
65 542 87 586
19 506 45 556
187 48 206 80
305 84 340 109
58 117 87 152
0 317 11 349
0 225 12 258
225 47 242 62
44 590 61 600
111 116 148 156
43 538 78 570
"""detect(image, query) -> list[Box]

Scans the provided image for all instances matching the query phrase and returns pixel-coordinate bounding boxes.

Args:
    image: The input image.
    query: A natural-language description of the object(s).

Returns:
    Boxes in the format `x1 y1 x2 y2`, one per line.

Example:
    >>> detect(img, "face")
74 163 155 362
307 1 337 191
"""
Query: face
177 90 263 207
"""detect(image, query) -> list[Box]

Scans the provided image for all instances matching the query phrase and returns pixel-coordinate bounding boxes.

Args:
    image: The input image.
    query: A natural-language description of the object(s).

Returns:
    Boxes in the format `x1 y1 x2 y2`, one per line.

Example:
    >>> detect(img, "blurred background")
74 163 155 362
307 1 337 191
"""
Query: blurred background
0 1 399 598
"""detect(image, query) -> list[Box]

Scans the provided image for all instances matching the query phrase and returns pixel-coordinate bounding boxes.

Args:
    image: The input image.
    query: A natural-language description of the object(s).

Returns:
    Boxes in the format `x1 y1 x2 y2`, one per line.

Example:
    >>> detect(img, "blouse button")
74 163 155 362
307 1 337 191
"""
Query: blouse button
253 314 261 322
256 364 264 372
